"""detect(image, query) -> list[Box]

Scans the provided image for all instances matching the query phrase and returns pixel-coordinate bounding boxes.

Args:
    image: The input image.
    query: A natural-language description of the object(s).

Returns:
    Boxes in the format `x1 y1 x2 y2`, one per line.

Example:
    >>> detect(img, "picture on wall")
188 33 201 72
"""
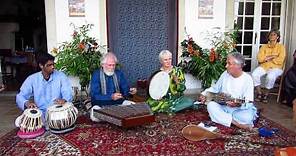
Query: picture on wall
68 0 85 17
198 0 214 19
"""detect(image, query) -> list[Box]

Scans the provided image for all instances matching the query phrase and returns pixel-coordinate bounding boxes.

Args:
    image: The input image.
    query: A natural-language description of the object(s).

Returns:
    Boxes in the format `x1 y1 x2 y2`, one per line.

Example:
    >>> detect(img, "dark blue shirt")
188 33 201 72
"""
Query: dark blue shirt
90 69 130 106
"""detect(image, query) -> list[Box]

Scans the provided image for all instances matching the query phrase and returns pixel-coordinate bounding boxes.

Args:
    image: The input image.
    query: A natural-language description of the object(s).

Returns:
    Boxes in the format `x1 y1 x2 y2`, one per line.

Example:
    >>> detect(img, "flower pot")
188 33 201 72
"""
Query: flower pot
68 76 81 90
68 76 90 100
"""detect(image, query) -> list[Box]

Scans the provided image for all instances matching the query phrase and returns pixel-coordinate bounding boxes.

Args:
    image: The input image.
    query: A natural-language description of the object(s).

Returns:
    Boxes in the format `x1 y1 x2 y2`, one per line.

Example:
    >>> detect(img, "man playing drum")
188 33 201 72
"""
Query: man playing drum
90 52 137 121
199 52 258 130
16 52 73 121
147 50 193 113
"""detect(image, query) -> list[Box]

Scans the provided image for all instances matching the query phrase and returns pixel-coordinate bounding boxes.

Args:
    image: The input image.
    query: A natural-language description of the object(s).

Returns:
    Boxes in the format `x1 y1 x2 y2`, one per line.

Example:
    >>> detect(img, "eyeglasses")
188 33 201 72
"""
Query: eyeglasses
105 63 116 67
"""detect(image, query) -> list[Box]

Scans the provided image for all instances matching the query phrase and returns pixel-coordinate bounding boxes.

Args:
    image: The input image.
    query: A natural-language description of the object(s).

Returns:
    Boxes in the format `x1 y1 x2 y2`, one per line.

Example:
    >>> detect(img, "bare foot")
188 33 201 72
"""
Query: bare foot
232 120 255 131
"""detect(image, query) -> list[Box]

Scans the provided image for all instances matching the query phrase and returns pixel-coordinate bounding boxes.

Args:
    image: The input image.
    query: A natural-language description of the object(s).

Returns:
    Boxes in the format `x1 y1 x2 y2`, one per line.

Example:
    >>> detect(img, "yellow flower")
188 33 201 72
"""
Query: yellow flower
51 47 58 56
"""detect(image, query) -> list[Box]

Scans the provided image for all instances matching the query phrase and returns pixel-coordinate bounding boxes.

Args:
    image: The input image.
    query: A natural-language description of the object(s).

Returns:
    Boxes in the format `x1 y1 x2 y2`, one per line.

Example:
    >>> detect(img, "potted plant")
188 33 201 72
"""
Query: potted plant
178 28 238 88
53 24 106 89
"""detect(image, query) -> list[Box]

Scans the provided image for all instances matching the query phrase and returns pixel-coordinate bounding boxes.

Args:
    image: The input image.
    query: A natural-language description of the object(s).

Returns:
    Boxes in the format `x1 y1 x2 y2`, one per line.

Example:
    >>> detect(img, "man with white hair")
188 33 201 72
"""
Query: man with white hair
199 52 257 130
90 52 137 121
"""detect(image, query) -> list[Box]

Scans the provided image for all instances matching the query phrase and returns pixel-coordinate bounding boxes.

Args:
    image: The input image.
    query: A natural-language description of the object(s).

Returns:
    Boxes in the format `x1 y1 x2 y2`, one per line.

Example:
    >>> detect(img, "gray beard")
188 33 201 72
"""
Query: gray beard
104 70 114 76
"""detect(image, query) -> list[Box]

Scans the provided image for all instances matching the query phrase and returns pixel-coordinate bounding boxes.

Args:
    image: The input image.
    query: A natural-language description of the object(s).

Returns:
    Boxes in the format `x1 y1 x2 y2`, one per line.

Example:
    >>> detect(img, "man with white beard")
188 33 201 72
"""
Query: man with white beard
89 52 137 121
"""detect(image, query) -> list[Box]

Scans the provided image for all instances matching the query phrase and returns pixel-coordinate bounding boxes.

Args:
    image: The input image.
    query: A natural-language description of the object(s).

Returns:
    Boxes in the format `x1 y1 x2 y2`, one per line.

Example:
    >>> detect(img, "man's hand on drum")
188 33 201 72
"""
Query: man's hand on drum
25 101 37 109
129 88 137 95
54 99 66 105
198 94 206 104
112 92 123 100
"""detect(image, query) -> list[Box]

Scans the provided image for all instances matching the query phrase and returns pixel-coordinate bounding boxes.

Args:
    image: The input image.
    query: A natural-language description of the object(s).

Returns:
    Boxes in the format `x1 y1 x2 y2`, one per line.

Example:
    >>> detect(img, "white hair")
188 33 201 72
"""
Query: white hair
227 52 245 67
100 52 118 65
159 50 172 62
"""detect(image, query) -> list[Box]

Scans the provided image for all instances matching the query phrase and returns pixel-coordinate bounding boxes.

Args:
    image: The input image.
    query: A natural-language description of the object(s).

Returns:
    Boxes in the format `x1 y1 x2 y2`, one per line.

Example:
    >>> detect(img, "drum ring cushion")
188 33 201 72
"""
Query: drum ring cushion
17 127 45 139
49 124 76 134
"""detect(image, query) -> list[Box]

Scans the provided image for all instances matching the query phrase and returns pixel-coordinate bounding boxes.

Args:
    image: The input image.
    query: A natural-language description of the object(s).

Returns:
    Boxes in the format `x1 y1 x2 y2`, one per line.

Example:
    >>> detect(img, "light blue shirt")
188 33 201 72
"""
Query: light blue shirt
16 70 73 117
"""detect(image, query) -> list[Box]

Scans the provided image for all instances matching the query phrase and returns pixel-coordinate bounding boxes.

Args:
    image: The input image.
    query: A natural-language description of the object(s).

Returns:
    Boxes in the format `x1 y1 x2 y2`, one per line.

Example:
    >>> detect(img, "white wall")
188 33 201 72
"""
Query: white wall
184 0 226 49
45 0 107 53
286 0 296 68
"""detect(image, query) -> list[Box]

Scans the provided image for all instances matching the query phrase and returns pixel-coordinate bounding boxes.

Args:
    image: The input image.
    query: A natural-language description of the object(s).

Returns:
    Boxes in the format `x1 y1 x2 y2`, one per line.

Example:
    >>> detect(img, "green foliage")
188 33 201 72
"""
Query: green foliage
178 28 238 88
54 24 106 87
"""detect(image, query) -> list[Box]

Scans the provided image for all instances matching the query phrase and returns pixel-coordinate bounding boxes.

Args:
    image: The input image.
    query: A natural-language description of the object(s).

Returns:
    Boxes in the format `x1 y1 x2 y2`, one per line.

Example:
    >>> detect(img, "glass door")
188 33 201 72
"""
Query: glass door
234 0 286 72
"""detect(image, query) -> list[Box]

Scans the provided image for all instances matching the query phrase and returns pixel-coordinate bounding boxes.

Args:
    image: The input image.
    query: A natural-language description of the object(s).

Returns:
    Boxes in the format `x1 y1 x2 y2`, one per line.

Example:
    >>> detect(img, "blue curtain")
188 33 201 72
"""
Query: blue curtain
107 0 178 85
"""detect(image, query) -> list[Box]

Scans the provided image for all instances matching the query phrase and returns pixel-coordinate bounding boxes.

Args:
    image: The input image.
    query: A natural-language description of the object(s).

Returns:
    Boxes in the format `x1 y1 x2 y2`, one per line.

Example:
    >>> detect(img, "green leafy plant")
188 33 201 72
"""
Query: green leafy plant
178 28 238 88
53 24 106 87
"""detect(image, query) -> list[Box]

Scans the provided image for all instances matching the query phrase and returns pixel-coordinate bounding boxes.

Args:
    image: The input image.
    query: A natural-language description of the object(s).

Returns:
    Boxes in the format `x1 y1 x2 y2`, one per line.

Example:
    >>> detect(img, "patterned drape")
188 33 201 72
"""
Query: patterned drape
107 0 177 85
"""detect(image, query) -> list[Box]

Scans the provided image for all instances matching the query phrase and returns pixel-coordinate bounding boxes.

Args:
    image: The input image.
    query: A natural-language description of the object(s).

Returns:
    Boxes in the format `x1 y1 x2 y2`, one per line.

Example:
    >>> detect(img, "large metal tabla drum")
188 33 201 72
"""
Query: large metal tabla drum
149 71 170 100
46 102 78 134
15 108 45 139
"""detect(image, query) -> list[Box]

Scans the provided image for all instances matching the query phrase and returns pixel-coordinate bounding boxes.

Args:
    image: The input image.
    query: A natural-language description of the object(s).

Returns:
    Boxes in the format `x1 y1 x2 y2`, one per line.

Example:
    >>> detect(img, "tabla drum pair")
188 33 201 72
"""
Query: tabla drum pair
46 102 78 134
15 108 45 139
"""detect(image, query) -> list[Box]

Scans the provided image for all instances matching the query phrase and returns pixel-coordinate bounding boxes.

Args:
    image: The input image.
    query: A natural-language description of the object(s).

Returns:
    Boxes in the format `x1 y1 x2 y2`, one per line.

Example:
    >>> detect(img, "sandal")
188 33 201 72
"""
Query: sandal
262 94 268 103
255 94 262 102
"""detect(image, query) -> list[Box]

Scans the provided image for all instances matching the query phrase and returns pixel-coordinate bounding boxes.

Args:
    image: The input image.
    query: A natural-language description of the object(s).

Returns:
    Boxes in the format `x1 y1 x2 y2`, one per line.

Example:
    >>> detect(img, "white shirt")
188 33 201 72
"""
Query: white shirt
202 71 254 102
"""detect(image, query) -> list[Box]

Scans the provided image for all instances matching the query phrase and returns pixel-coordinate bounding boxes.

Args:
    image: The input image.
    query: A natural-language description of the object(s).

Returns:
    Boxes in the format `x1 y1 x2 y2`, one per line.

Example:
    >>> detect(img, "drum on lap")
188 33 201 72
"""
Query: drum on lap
148 70 194 113
149 71 170 100
46 102 78 134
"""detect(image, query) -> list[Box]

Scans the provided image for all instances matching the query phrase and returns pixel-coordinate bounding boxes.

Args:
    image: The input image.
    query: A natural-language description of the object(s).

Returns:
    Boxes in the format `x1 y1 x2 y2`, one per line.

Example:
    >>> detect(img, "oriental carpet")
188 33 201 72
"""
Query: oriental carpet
0 108 295 155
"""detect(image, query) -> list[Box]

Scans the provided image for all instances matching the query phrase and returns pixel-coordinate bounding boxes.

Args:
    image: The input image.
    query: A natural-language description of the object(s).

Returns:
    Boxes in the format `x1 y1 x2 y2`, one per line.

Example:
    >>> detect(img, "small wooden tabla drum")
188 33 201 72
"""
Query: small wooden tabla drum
149 71 170 100
46 102 78 134
15 108 45 139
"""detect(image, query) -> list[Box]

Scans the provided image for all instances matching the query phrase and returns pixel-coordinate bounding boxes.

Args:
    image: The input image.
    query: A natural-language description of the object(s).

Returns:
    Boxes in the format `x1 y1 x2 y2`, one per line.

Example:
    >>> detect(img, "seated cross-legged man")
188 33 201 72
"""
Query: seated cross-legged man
199 52 258 130
16 52 73 123
89 52 137 122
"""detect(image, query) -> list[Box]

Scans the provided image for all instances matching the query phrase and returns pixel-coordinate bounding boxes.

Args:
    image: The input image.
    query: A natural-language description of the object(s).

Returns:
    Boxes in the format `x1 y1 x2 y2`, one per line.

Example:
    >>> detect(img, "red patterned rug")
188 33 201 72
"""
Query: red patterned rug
1 108 296 155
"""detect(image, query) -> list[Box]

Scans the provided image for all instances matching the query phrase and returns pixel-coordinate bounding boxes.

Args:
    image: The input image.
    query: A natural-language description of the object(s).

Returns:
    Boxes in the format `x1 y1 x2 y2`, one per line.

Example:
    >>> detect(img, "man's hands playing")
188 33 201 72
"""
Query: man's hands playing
25 101 37 108
112 93 123 100
54 99 67 105
198 94 207 104
129 88 137 95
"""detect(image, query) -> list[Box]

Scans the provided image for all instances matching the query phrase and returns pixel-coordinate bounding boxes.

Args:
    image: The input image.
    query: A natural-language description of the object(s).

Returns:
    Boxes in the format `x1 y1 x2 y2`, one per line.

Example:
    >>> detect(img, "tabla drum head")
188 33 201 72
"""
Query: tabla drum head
149 71 170 100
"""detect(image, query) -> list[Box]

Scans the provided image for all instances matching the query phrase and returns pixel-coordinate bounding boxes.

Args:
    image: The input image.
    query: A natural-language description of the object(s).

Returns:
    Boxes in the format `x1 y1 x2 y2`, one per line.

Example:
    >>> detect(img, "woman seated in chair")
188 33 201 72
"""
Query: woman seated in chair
252 29 286 103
